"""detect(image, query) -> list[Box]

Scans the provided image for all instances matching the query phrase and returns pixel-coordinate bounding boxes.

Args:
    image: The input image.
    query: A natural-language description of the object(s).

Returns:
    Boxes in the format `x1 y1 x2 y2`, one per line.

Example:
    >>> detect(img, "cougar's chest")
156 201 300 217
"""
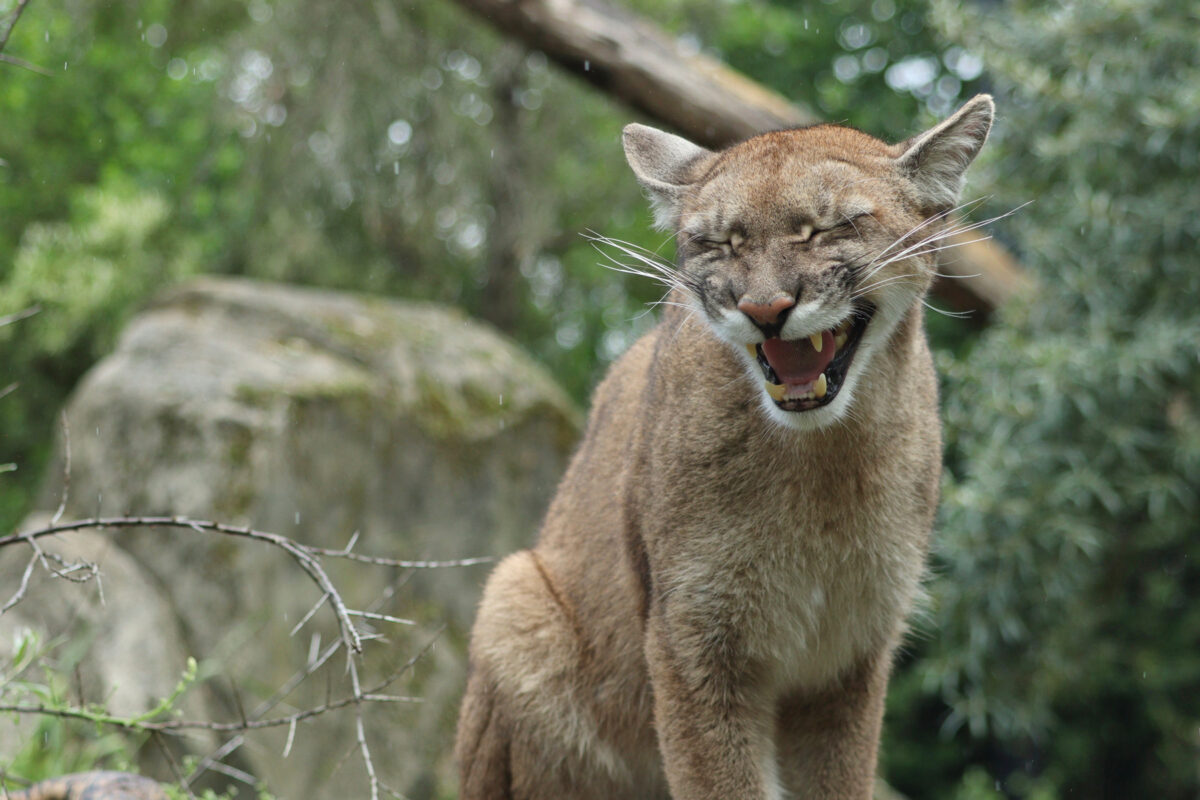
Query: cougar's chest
653 437 929 692
749 497 924 690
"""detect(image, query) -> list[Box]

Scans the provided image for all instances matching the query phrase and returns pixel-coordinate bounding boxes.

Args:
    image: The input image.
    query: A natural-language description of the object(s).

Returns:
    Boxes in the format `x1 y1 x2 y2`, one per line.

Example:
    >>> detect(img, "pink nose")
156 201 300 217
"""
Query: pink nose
737 295 796 327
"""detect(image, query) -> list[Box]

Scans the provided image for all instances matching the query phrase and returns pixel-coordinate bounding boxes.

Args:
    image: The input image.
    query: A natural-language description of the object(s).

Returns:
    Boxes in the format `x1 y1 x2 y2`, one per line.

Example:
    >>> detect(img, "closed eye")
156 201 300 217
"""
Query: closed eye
688 236 733 254
818 213 869 239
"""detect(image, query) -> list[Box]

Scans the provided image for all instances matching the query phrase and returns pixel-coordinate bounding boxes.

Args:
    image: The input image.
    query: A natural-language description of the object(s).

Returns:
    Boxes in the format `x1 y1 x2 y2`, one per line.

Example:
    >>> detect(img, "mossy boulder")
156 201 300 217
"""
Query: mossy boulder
23 277 581 798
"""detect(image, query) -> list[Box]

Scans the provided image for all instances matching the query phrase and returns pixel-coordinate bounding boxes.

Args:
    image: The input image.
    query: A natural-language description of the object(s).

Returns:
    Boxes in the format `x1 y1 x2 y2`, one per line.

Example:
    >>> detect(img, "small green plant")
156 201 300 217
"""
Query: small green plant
1 630 141 787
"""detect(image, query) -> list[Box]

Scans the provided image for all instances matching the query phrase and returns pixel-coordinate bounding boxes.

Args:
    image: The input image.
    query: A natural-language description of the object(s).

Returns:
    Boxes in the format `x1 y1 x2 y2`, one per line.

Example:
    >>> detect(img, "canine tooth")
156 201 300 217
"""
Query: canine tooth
809 332 823 352
834 331 848 348
814 373 828 399
746 343 758 358
765 381 786 401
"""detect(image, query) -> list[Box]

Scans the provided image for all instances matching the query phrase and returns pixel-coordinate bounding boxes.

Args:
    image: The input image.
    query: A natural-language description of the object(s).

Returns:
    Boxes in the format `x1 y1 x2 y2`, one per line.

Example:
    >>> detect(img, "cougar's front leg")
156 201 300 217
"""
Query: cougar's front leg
645 614 781 800
775 651 892 800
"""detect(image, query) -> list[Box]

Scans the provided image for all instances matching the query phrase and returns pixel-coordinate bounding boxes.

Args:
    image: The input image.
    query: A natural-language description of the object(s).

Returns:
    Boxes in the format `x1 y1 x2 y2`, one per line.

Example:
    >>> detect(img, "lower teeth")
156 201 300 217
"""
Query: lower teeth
763 372 829 403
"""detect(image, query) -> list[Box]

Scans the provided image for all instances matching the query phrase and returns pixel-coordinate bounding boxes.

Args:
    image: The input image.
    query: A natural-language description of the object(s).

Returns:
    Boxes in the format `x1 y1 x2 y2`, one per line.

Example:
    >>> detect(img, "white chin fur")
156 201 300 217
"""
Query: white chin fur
759 386 855 432
733 289 915 433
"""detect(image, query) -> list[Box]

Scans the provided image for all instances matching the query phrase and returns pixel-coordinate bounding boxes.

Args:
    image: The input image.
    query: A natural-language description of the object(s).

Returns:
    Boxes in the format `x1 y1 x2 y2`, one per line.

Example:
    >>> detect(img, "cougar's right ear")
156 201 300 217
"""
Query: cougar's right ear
895 94 994 211
623 124 712 231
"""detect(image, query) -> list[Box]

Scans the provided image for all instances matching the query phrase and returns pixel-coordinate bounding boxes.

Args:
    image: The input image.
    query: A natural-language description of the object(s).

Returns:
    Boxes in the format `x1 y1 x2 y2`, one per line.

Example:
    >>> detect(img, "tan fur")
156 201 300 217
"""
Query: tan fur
457 97 994 799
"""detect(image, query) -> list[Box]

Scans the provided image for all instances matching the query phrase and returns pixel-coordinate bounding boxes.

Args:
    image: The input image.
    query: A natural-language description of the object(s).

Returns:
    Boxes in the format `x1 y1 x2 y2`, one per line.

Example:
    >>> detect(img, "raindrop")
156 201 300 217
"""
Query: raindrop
197 56 223 82
953 52 984 81
584 60 590 71
525 51 547 72
862 47 888 73
242 49 274 80
421 67 443 91
248 0 273 23
166 58 188 80
307 131 334 158
455 221 486 251
145 22 167 48
435 206 458 231
886 56 939 92
834 55 861 83
871 0 895 21
387 119 413 146
433 162 456 185
556 321 583 349
290 64 312 88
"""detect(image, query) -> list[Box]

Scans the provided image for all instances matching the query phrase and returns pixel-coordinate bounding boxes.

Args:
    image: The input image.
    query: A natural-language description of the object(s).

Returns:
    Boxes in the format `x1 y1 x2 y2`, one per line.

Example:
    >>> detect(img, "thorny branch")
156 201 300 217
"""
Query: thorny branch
0 515 492 652
0 0 33 55
0 306 40 328
0 514 488 797
0 0 52 75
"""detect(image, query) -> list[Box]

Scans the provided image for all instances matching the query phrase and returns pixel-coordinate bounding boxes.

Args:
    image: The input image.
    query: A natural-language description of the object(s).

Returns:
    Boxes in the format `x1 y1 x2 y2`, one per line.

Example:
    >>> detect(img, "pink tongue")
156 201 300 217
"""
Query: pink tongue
762 332 835 385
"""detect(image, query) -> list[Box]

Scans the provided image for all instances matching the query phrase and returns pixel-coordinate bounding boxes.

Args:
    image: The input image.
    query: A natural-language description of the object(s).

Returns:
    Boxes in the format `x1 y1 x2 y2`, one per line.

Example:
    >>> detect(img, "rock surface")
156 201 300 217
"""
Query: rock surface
14 278 581 798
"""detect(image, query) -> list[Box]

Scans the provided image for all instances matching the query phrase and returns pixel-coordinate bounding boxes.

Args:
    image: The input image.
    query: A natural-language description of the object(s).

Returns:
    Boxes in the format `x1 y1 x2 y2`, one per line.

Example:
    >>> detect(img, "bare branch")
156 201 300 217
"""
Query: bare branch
0 552 38 613
0 0 33 56
0 306 40 328
0 690 423 735
0 51 53 76
1 513 465 794
0 516 365 653
50 412 71 526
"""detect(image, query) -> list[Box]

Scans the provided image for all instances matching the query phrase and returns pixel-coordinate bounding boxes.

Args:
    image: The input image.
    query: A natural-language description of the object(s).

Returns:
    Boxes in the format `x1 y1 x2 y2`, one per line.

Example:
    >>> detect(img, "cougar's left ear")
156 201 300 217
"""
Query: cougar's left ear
623 124 713 230
895 94 994 211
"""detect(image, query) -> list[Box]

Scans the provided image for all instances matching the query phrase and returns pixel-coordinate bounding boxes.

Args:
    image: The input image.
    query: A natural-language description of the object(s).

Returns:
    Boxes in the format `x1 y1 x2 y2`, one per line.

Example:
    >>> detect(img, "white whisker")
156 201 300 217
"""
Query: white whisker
921 299 975 319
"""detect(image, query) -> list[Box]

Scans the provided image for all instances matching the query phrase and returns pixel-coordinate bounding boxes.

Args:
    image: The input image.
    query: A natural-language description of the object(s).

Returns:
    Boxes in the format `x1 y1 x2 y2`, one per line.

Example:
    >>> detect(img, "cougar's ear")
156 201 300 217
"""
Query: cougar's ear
623 123 713 230
896 94 994 211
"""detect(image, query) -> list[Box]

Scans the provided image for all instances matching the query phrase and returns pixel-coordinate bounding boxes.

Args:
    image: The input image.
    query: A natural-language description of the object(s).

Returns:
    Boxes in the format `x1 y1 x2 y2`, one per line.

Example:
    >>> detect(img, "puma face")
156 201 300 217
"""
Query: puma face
623 95 994 431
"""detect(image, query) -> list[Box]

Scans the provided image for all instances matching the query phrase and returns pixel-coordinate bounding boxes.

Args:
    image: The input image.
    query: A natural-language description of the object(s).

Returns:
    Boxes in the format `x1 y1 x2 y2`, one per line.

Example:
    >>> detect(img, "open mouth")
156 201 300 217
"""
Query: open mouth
744 303 875 412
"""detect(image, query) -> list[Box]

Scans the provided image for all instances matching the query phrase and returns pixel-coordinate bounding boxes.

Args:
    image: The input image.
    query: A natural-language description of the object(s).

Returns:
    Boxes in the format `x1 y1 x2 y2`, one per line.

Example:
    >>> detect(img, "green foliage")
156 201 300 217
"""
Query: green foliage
0 181 202 531
716 0 985 139
900 1 1200 797
0 0 246 531
1 629 261 798
1 630 139 787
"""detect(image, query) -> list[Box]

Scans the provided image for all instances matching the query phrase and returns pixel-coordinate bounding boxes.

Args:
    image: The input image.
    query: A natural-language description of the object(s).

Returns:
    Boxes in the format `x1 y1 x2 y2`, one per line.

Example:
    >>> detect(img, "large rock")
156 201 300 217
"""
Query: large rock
17 278 581 798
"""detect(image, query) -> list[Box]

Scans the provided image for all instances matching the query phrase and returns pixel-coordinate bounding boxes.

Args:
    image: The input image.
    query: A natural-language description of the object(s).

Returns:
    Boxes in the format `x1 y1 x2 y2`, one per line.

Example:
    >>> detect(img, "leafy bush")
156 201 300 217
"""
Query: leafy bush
896 1 1200 797
0 182 202 532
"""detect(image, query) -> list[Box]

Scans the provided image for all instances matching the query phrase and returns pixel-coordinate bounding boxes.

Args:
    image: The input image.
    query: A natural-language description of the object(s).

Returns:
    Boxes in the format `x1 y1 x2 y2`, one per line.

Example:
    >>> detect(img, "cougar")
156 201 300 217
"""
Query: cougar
456 95 995 800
